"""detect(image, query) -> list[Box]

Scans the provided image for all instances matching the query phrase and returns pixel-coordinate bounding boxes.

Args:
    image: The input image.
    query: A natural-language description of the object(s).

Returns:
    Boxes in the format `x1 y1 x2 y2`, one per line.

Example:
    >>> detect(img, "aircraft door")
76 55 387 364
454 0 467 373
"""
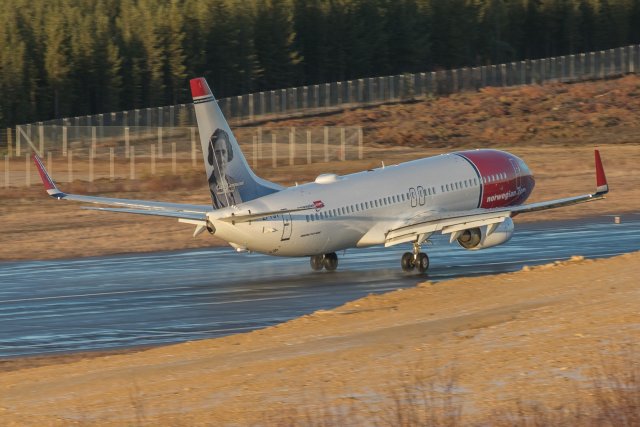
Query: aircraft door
281 213 292 241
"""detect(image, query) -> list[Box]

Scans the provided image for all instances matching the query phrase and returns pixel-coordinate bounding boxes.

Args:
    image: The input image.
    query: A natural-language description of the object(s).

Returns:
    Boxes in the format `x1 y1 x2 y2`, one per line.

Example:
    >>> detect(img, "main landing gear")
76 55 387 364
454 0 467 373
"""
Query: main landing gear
401 241 430 274
310 252 338 271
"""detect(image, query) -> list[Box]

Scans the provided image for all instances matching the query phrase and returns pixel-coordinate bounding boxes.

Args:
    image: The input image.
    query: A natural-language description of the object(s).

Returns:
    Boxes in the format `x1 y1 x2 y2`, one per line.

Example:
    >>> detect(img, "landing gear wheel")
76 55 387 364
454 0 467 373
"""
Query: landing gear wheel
401 252 415 271
323 252 338 271
416 252 429 273
310 255 324 271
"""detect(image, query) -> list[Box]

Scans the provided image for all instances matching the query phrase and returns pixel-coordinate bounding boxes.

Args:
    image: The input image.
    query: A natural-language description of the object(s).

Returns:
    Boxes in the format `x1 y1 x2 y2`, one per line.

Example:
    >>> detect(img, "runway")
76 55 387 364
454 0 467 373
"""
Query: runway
1 215 638 359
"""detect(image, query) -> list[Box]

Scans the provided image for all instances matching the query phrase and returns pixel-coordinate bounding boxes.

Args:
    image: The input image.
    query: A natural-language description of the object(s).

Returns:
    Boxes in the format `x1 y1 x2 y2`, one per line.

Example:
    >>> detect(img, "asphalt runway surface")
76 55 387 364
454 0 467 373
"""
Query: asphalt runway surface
1 214 639 359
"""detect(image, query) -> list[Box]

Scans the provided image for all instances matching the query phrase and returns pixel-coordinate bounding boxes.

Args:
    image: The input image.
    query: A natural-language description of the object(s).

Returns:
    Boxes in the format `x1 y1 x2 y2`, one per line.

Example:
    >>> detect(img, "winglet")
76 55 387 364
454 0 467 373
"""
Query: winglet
32 153 66 199
594 149 608 195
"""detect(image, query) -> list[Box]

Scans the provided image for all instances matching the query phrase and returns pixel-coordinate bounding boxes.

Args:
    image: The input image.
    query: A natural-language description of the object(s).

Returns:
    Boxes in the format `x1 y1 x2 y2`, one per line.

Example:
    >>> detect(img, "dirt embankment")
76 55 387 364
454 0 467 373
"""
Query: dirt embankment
2 75 640 261
0 252 638 425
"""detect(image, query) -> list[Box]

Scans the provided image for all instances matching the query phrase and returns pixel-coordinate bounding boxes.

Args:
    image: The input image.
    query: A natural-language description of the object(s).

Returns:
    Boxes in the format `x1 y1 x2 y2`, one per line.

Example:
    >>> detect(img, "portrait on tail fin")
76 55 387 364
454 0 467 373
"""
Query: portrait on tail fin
207 128 243 208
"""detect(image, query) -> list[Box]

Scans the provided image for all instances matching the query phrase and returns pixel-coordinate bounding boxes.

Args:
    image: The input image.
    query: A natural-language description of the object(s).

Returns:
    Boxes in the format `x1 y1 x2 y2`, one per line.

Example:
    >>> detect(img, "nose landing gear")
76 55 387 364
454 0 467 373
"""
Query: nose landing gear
401 241 430 273
310 252 338 271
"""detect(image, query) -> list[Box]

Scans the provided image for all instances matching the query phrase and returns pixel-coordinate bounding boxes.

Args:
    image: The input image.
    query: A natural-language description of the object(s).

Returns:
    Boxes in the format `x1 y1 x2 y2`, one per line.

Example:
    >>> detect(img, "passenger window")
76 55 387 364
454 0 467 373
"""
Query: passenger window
341 207 345 215
441 185 444 192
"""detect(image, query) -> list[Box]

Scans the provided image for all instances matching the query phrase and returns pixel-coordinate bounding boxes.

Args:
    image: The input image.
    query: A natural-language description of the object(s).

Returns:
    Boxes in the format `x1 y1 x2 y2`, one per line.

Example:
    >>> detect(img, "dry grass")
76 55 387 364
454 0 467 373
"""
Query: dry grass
256 347 639 427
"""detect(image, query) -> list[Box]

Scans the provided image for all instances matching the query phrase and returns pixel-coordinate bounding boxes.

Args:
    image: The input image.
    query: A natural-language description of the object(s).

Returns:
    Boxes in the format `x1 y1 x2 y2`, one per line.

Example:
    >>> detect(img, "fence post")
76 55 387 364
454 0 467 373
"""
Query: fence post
25 154 30 187
37 125 43 155
151 144 156 175
324 83 330 109
249 93 254 122
7 128 12 158
630 45 635 74
47 151 52 176
306 130 312 164
4 155 9 188
130 146 135 179
323 127 329 162
89 149 94 183
91 126 97 157
62 126 67 156
109 147 115 180
191 127 197 167
125 127 130 158
172 142 177 174
569 55 575 80
289 127 295 166
157 127 163 159
68 149 73 182
271 133 277 168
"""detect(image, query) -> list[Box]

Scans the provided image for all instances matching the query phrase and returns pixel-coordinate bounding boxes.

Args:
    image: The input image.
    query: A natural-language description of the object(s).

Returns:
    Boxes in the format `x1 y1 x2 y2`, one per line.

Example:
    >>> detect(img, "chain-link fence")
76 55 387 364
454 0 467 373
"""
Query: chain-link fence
1 126 363 188
16 45 640 129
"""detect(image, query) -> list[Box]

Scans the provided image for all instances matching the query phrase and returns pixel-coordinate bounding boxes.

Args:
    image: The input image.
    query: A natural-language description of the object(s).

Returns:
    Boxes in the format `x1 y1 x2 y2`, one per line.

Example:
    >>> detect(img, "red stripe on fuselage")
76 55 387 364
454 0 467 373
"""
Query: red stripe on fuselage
457 149 535 209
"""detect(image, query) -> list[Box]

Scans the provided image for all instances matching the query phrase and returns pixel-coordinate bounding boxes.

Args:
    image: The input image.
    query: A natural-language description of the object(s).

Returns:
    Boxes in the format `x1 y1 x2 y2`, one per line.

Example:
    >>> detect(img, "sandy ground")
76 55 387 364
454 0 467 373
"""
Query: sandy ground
0 252 638 425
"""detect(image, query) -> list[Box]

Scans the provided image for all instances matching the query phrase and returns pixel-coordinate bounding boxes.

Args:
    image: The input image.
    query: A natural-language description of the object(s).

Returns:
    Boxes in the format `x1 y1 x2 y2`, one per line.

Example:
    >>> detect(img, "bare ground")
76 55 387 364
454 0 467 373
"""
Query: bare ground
0 252 638 425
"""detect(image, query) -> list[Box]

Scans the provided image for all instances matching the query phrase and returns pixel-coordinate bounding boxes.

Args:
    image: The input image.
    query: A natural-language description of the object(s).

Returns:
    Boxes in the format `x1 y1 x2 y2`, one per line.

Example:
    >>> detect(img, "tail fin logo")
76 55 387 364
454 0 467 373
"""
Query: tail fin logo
207 128 244 208
313 200 325 209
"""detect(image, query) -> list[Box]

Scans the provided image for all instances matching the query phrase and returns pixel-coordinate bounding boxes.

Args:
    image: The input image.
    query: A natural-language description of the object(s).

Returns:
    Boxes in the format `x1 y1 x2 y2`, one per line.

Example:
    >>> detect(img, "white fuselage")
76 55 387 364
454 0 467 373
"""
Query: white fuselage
209 150 534 257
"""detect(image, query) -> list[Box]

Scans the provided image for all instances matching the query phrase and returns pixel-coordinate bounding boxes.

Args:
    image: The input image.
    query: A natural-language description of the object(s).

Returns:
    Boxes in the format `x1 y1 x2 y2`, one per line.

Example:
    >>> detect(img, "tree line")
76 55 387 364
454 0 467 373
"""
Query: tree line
1 0 639 128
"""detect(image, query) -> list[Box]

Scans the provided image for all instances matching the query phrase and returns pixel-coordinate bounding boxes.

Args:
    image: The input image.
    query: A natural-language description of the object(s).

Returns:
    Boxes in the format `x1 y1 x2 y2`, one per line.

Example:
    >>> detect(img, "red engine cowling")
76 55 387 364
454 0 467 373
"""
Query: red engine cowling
456 217 514 250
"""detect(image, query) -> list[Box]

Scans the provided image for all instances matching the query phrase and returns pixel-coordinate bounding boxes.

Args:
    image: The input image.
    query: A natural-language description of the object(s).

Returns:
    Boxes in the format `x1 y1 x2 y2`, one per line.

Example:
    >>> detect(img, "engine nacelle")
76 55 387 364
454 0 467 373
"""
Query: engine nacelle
456 217 514 250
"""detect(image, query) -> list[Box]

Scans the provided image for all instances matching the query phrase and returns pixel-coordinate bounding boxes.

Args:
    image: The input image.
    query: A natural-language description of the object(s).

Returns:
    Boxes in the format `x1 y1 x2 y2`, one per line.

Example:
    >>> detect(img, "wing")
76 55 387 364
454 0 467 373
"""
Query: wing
33 154 314 234
385 149 609 247
33 154 211 221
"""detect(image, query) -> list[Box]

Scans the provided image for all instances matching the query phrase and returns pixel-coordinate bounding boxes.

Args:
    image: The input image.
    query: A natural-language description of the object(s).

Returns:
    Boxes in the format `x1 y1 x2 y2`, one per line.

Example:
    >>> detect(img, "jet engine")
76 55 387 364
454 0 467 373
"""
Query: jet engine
456 217 514 250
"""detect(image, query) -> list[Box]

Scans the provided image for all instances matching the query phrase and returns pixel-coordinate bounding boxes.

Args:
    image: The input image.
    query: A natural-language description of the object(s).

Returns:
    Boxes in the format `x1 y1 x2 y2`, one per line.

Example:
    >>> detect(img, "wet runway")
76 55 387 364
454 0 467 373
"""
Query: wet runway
1 215 638 358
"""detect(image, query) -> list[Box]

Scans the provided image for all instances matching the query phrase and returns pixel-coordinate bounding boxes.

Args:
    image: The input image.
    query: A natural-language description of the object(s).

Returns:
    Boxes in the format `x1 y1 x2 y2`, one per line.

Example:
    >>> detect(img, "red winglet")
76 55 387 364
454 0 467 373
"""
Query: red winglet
190 77 212 99
32 153 56 191
594 149 608 194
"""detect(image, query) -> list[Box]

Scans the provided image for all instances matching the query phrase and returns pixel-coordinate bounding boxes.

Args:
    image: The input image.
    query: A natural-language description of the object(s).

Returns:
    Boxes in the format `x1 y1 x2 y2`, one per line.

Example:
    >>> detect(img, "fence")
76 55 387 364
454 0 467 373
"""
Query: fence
1 126 363 188
19 44 640 129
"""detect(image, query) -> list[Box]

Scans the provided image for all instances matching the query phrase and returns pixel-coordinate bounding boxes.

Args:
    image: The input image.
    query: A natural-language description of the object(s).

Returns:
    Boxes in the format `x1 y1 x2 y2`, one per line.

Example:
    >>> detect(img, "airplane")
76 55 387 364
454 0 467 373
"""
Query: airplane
33 77 609 273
